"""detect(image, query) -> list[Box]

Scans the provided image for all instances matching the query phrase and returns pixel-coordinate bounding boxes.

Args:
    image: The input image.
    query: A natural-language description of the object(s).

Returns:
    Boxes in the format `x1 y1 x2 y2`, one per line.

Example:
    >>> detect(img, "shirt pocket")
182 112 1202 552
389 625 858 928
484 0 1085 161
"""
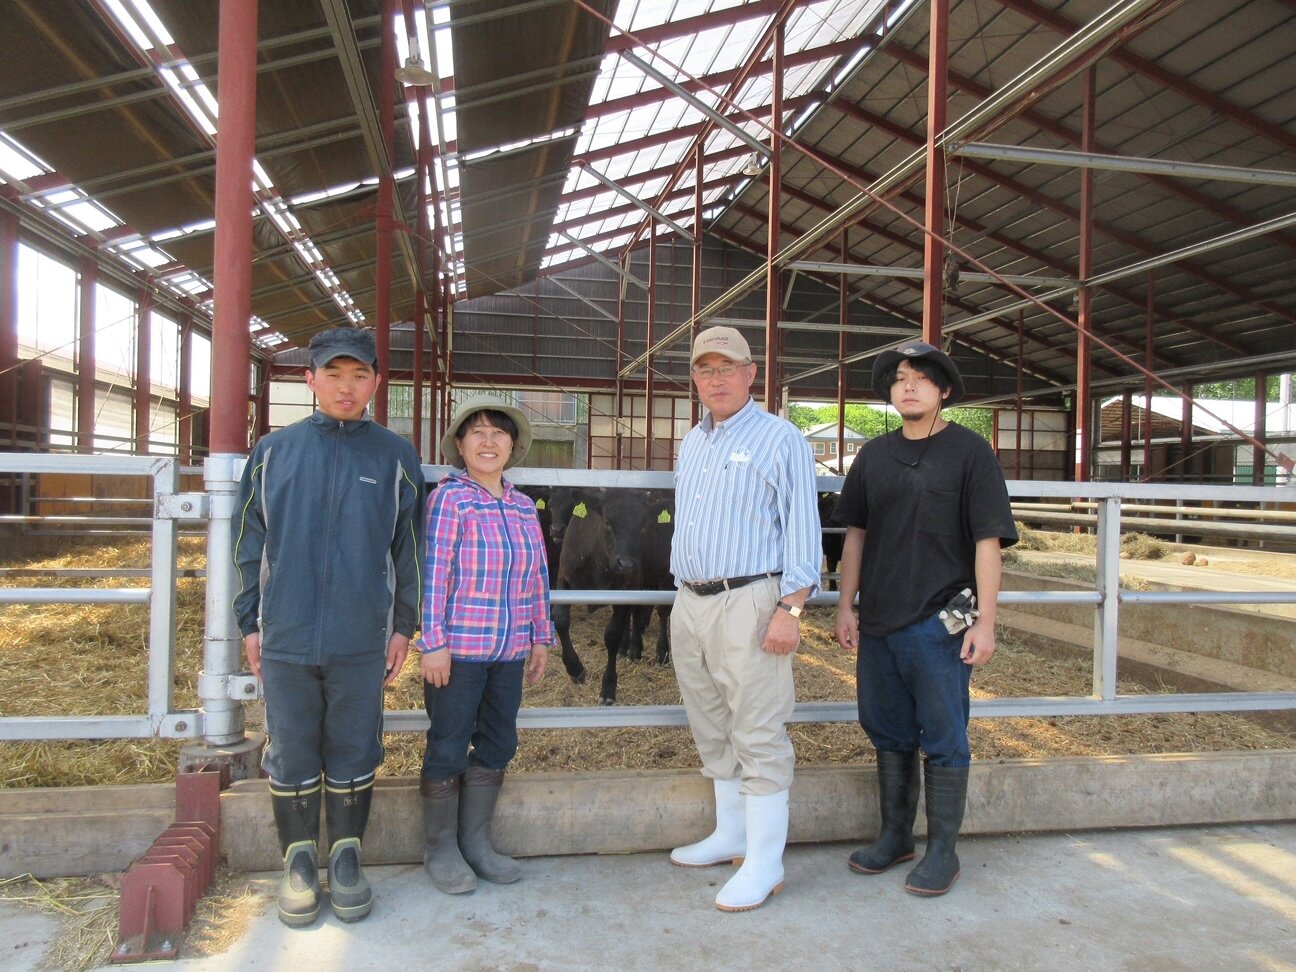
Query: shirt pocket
918 487 963 540
460 511 508 596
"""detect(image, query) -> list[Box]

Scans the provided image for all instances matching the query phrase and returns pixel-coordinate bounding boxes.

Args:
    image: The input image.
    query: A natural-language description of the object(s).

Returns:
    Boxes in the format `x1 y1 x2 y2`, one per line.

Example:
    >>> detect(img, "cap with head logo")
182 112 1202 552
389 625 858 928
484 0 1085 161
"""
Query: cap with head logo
308 327 379 370
691 326 752 366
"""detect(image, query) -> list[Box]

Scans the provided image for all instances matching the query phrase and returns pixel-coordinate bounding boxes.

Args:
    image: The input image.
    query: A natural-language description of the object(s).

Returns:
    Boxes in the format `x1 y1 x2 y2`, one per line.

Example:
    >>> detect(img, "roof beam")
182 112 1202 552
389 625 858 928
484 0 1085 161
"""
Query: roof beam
577 163 696 241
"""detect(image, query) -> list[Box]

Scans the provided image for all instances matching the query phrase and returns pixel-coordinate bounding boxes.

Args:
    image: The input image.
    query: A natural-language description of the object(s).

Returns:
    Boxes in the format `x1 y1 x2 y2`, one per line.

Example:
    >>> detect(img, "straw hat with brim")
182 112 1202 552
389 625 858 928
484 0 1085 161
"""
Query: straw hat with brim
871 340 966 407
440 396 533 469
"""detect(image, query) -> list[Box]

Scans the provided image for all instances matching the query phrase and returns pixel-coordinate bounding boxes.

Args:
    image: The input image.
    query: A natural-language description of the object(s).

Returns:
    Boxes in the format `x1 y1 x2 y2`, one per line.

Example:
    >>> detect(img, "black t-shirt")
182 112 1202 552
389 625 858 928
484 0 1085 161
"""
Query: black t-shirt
833 423 1018 636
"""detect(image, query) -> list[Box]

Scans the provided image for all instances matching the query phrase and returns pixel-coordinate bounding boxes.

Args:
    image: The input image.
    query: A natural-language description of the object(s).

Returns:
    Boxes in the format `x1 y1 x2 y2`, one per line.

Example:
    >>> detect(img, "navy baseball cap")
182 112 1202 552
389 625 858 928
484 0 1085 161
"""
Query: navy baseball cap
871 340 965 406
308 327 378 369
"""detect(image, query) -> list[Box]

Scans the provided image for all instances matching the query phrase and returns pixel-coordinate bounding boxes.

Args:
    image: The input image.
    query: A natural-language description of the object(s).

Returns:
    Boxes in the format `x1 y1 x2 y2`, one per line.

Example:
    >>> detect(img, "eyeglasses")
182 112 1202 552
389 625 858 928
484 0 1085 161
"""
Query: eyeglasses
692 362 750 379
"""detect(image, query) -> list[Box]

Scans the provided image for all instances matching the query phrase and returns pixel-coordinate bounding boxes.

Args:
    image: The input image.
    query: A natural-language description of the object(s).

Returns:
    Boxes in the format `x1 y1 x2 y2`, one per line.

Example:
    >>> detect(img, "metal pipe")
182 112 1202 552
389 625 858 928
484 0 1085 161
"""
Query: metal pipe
210 0 257 455
200 453 248 746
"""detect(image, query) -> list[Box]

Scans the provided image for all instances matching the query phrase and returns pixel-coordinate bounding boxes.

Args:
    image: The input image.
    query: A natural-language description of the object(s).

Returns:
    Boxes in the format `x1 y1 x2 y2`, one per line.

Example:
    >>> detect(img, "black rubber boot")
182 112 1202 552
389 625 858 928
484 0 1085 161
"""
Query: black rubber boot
849 750 920 875
324 777 374 921
420 777 477 894
270 781 322 928
458 766 521 884
905 763 969 897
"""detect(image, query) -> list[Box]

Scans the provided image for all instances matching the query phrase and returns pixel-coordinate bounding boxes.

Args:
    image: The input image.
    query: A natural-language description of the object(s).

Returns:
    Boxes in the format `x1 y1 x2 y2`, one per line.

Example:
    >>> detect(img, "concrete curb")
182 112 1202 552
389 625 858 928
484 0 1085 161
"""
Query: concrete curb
4 751 1294 877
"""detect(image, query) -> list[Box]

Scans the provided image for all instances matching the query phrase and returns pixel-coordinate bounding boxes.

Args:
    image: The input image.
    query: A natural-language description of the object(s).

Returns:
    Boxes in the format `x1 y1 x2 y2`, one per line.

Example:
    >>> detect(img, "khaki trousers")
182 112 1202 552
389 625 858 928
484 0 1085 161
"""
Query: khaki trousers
670 576 795 795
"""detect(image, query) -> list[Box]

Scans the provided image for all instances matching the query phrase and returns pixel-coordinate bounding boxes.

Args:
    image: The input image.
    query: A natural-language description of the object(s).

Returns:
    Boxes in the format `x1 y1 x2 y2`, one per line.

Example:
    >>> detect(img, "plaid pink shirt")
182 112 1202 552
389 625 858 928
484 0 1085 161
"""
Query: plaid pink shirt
415 471 556 660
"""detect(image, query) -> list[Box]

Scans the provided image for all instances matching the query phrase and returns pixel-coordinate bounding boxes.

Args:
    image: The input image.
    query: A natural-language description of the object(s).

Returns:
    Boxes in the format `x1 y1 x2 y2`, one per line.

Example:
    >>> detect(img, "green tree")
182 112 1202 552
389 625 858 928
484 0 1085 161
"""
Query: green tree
787 403 821 430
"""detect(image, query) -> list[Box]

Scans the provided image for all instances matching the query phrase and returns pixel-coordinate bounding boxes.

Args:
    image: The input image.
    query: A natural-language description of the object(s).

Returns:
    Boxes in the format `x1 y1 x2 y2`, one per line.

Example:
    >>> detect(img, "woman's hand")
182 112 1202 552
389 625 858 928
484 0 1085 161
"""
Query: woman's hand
526 644 549 684
421 648 451 687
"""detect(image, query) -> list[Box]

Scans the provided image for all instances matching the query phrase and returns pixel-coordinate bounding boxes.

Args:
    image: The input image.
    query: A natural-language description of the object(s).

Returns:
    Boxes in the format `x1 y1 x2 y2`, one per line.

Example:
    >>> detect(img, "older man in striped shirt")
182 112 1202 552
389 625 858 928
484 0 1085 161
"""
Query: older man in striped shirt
669 325 821 913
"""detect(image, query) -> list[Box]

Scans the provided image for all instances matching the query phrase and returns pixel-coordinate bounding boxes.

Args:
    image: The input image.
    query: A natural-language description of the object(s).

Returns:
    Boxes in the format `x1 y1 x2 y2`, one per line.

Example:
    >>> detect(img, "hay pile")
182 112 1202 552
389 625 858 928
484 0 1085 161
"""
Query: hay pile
3 536 1294 792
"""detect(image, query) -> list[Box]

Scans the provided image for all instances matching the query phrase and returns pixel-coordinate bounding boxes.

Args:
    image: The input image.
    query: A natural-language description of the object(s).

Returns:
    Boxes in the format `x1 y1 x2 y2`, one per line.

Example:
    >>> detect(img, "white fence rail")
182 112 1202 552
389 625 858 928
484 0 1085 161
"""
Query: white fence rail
0 453 1293 744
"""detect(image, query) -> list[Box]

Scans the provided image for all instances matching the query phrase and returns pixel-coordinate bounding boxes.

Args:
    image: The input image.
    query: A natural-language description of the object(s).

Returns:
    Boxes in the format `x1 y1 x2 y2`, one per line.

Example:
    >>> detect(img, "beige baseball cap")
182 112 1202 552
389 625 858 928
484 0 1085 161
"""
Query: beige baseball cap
690 326 752 366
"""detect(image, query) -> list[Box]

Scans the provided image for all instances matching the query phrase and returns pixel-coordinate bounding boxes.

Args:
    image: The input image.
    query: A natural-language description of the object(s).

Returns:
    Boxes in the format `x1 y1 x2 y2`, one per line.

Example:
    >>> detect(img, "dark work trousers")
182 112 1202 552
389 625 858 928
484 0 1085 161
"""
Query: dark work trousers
260 657 387 785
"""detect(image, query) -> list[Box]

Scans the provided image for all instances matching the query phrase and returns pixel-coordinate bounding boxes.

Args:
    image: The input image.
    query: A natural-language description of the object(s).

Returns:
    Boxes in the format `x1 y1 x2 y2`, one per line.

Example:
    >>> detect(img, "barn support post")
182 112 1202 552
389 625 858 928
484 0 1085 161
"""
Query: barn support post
179 313 193 464
690 148 703 428
1015 309 1025 479
1074 67 1096 482
1119 390 1132 480
1143 270 1155 479
372 0 398 423
134 285 152 453
189 0 264 778
645 230 657 469
837 229 848 473
78 257 98 453
413 290 425 460
922 0 949 347
762 20 784 413
1254 372 1267 486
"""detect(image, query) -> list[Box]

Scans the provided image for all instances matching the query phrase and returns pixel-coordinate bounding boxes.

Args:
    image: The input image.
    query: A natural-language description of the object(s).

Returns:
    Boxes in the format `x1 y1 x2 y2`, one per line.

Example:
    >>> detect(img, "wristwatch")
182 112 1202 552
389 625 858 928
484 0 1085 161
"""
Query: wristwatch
776 600 803 619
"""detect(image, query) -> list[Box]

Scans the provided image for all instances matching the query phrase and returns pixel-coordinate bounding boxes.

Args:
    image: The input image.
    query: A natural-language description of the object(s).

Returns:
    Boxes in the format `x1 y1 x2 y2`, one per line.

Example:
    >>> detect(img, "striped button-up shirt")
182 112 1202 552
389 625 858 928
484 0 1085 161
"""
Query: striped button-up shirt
416 471 556 661
671 397 821 599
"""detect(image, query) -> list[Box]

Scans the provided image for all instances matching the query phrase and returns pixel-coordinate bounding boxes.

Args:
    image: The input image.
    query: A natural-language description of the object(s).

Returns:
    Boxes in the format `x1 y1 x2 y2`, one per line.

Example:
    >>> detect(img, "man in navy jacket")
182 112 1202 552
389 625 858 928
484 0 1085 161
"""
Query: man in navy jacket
233 326 424 926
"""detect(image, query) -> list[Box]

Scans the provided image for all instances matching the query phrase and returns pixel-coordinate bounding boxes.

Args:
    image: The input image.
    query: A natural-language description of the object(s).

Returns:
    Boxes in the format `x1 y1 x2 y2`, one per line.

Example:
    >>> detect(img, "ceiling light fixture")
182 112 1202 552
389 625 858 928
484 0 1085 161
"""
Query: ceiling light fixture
395 55 436 86
741 152 764 177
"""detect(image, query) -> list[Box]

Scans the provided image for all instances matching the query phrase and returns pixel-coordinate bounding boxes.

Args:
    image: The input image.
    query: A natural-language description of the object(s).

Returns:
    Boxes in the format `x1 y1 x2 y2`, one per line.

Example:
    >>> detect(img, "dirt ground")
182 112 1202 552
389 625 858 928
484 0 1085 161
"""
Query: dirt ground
1 532 1294 789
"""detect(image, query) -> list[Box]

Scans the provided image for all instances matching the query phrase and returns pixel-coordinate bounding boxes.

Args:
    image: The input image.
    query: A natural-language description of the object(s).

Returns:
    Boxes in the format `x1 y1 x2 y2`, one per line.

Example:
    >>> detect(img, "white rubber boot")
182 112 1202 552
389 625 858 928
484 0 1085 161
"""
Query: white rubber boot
670 777 746 867
715 789 788 911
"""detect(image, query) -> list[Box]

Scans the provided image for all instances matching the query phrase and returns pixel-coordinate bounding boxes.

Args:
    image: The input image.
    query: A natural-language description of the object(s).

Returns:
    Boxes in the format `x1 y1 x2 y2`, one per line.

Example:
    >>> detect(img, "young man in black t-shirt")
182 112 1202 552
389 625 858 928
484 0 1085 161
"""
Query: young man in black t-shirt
833 340 1017 897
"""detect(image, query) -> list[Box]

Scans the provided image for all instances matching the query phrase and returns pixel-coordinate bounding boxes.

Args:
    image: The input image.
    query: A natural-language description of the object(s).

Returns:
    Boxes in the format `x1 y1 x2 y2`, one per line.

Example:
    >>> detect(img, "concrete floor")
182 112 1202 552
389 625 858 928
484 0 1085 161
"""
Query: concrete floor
7 823 1295 971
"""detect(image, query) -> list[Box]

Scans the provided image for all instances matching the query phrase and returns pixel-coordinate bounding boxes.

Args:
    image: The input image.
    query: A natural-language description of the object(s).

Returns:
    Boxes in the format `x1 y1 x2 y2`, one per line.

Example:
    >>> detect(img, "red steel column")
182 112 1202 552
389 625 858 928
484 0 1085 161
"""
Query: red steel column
413 290 425 460
837 229 848 473
1254 372 1267 485
211 0 258 454
1015 310 1025 479
1180 382 1193 482
690 148 703 428
645 230 657 469
179 314 193 462
78 257 98 453
1143 271 1154 478
373 0 397 422
1119 390 1132 480
922 0 949 346
762 21 784 412
135 286 152 453
0 209 17 449
1074 67 1096 482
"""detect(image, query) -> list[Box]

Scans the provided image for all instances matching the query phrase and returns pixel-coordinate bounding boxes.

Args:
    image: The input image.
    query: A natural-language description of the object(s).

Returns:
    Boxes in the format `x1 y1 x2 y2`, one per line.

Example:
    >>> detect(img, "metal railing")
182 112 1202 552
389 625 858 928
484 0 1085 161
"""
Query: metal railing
1 453 1294 745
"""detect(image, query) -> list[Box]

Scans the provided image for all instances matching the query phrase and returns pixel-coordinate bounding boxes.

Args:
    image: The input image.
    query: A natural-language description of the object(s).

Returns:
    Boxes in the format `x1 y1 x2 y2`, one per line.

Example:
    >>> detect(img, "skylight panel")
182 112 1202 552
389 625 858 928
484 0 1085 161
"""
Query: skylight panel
0 133 49 182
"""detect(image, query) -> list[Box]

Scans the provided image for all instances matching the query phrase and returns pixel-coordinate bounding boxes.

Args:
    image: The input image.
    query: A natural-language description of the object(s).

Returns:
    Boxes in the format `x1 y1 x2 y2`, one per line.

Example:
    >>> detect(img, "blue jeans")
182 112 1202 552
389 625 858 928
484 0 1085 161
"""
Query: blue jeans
856 612 972 768
421 658 525 779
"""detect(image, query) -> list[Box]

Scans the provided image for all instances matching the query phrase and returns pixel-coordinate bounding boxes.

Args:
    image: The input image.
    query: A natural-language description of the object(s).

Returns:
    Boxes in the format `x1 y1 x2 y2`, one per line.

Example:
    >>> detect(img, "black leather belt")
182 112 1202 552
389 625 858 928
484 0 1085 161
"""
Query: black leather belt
682 572 781 597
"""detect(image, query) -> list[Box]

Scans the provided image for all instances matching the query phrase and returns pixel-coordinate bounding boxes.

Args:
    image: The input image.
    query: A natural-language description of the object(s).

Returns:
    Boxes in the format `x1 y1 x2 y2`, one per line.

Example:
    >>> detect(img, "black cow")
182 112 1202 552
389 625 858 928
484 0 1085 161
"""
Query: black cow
552 488 668 705
819 492 844 591
519 484 587 684
623 492 673 666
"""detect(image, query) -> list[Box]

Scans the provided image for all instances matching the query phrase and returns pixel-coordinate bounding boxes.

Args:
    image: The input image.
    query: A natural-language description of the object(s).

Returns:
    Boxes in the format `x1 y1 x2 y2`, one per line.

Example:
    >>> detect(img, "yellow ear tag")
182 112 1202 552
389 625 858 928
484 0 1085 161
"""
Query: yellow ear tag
573 502 587 518
536 499 546 509
657 509 671 524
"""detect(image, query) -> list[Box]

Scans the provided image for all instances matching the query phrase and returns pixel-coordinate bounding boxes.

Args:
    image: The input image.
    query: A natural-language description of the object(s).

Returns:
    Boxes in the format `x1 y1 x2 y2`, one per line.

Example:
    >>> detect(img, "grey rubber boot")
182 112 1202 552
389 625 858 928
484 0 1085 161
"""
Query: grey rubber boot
905 763 969 896
458 766 521 884
849 750 920 874
270 783 322 928
324 780 373 921
420 776 477 894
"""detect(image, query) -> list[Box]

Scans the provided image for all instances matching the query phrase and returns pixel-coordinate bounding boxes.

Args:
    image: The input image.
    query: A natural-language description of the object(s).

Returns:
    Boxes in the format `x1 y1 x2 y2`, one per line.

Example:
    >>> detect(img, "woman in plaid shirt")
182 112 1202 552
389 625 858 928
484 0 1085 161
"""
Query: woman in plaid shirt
415 396 553 894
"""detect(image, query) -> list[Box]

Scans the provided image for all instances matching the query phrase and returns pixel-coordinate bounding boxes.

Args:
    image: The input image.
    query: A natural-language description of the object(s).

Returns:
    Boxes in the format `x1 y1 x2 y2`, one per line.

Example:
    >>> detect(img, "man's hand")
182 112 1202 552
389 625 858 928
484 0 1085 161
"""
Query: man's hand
526 645 549 684
244 632 262 679
385 633 410 687
960 617 996 666
421 648 451 688
834 609 858 652
762 609 801 655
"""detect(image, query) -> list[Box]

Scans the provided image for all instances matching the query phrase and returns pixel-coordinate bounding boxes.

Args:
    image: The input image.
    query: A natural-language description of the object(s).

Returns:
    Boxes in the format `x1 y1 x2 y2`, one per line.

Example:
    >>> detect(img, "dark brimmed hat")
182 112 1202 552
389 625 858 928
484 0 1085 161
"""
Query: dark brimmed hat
440 395 533 470
871 340 965 407
308 327 378 369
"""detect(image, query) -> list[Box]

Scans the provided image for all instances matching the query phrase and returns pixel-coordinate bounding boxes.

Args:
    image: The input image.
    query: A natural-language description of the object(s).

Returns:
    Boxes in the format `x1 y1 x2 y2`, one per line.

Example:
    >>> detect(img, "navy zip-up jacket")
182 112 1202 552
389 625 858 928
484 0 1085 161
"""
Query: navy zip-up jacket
232 410 425 666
